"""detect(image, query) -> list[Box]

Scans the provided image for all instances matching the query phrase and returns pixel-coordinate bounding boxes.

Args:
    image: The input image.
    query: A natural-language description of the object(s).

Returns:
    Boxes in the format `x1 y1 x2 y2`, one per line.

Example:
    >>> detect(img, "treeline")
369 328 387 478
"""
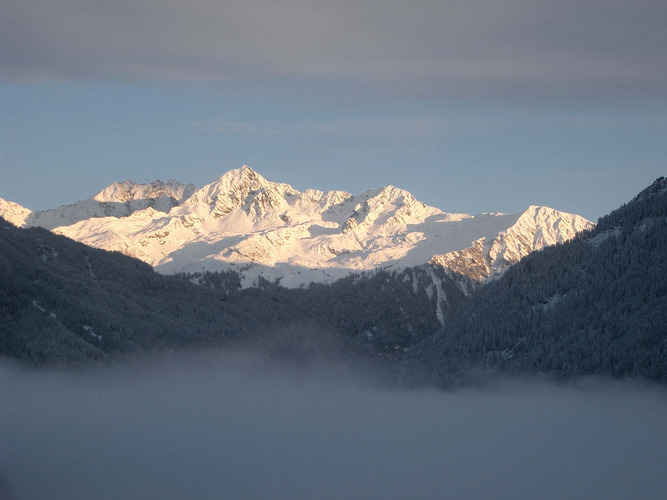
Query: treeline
179 265 474 359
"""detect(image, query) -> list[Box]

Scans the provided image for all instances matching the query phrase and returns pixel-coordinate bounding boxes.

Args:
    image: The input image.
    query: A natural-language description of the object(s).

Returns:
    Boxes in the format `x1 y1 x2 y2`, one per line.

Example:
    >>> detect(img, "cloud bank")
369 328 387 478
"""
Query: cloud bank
3 0 667 103
2 351 667 499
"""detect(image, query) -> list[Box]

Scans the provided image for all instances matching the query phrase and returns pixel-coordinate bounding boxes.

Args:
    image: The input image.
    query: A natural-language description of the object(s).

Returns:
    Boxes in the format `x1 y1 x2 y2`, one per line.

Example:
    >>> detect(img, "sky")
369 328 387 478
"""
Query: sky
1 0 666 221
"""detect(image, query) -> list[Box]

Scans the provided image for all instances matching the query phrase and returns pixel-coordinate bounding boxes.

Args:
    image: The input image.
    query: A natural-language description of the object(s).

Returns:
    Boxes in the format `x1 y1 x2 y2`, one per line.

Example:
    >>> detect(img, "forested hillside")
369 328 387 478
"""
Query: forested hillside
405 178 667 385
0 218 330 364
1 217 462 366
182 264 473 358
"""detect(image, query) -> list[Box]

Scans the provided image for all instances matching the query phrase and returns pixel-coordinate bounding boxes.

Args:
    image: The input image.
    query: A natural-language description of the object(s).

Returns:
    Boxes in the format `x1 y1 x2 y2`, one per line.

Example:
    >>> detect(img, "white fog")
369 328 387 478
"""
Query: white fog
2 351 667 499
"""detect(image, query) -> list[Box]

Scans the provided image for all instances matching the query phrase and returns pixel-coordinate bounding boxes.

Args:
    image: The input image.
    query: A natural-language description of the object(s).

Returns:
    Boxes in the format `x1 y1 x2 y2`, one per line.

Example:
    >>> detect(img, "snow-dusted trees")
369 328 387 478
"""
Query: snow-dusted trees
405 178 667 386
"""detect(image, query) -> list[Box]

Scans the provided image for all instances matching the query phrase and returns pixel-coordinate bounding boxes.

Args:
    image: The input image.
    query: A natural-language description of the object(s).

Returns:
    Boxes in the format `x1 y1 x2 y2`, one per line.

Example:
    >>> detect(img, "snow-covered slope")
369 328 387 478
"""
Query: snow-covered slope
0 198 32 227
431 205 591 281
43 166 593 288
20 180 196 230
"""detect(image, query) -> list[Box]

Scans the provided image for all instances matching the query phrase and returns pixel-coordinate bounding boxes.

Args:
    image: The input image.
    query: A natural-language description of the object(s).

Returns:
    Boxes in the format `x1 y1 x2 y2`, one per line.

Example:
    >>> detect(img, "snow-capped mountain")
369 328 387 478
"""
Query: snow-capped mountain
14 179 196 230
0 166 593 288
0 198 32 227
430 205 591 281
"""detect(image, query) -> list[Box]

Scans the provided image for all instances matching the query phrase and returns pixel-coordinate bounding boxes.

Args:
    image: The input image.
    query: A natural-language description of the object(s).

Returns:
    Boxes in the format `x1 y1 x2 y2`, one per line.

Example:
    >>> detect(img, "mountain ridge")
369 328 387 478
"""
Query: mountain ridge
4 179 196 231
0 166 593 289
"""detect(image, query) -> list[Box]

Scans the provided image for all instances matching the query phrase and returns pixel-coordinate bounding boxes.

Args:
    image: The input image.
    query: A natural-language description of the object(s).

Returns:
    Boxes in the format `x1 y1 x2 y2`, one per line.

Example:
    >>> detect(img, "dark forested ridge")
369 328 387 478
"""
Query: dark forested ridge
0 219 219 363
180 264 472 358
0 217 456 366
0 219 337 365
404 178 667 385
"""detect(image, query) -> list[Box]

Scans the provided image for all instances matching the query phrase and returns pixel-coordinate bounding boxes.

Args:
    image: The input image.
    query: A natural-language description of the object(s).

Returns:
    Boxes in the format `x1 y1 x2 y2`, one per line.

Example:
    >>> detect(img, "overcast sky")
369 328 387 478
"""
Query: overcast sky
2 0 666 219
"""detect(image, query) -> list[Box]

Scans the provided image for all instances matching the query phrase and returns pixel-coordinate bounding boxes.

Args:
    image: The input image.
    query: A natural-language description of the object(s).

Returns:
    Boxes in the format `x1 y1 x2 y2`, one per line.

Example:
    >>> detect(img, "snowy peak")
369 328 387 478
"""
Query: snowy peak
93 179 196 205
485 205 593 278
0 198 32 227
218 165 268 189
22 179 195 230
431 205 594 281
361 185 415 203
186 165 298 220
515 205 591 247
202 165 271 200
343 185 442 235
361 185 425 217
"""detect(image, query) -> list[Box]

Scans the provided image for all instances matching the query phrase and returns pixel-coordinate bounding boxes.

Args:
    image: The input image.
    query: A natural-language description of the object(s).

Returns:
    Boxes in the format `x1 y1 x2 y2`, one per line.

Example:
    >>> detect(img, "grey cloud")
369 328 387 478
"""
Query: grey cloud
2 0 667 103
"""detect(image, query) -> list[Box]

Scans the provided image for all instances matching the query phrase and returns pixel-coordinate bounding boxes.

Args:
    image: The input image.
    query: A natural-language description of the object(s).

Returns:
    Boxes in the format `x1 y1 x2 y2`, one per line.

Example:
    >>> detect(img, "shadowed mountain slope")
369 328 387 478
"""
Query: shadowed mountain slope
405 178 667 385
0 218 311 365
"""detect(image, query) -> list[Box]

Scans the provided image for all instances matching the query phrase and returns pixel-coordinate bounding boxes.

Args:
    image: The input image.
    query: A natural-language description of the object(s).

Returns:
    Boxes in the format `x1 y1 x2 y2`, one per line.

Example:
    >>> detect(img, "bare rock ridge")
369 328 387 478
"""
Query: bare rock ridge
0 165 593 288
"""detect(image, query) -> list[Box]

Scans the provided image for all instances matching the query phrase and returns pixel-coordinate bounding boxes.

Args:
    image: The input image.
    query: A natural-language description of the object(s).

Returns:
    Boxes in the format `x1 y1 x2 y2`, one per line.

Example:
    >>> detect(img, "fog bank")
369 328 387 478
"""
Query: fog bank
2 351 667 499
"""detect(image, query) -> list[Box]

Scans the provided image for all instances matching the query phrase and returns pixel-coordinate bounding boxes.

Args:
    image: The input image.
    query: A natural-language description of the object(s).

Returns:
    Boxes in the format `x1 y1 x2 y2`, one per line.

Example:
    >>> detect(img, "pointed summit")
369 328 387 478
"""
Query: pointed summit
211 165 270 193
188 165 298 219
361 185 424 208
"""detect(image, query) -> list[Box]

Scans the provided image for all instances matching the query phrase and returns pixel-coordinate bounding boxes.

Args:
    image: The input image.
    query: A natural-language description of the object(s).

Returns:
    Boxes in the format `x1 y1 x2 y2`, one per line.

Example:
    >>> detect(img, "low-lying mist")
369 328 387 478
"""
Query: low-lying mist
2 350 667 500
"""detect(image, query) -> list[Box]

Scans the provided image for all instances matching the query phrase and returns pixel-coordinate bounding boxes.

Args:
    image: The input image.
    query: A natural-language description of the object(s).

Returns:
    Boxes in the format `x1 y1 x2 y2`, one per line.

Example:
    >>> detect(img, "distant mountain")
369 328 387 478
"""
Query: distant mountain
0 198 31 227
405 178 667 385
0 166 592 292
17 179 196 230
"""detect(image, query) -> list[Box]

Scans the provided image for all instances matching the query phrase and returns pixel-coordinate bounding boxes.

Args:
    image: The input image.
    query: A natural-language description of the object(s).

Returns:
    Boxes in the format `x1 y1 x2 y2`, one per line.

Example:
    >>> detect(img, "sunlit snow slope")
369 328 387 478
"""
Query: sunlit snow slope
0 166 593 287
18 180 196 231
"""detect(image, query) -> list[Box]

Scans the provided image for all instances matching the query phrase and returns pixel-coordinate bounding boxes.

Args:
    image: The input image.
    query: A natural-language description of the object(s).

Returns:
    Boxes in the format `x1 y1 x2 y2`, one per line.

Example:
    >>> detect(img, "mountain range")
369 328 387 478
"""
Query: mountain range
0 166 592 289
1 174 665 384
